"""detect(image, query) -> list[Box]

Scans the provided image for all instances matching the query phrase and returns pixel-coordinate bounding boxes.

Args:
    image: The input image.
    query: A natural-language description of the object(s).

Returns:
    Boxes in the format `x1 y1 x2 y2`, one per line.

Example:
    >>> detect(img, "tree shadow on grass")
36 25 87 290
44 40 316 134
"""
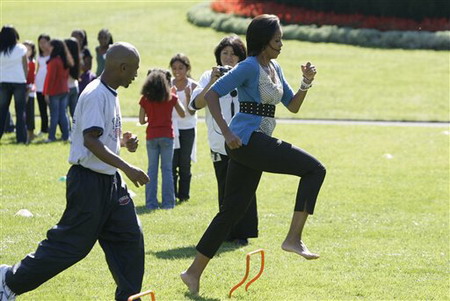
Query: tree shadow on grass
147 243 242 259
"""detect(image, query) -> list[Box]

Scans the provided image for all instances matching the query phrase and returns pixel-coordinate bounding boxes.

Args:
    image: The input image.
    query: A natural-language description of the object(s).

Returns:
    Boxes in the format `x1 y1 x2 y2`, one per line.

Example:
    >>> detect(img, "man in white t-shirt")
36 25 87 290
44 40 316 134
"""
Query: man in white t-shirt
0 42 149 301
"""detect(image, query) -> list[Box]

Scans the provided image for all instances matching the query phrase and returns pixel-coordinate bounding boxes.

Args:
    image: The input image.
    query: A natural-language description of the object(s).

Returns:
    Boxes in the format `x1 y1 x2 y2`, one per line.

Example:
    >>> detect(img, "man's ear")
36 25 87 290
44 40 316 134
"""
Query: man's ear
120 63 127 72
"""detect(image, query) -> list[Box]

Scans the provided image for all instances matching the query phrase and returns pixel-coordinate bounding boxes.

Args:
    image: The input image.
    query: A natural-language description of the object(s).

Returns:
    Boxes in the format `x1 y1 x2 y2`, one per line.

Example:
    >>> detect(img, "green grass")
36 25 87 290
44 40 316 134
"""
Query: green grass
1 1 449 300
1 1 449 121
1 121 449 300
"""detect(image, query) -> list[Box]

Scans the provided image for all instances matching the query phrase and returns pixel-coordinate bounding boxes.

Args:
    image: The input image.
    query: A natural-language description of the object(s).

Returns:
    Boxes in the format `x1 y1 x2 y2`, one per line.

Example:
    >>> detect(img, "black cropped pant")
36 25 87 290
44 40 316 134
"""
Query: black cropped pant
197 132 326 259
212 152 258 240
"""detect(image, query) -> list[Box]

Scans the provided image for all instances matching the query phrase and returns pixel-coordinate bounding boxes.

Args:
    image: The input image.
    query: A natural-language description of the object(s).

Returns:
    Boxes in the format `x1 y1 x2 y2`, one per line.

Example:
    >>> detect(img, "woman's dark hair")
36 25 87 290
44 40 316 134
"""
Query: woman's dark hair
98 28 113 45
214 35 247 66
23 41 36 60
71 29 88 48
37 34 51 57
0 25 19 55
141 68 172 103
246 14 280 56
48 39 69 69
169 53 191 77
64 38 80 79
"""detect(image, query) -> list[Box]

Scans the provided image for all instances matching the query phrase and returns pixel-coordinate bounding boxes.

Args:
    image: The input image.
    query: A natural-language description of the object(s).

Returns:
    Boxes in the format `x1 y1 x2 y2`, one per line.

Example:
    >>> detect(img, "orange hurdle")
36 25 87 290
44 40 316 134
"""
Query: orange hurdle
128 290 156 301
228 249 265 298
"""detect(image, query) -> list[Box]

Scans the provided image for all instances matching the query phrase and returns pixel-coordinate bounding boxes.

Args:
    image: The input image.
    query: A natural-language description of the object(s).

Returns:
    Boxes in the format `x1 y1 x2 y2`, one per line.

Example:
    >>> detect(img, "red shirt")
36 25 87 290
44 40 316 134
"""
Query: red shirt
139 94 178 140
26 59 36 85
43 56 69 96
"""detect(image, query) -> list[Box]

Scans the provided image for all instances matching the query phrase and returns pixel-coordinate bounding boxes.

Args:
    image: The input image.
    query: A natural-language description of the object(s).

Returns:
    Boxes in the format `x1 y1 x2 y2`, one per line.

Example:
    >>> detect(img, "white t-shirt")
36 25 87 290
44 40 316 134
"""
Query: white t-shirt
190 70 239 155
68 79 122 175
35 55 49 92
0 44 27 83
172 78 198 130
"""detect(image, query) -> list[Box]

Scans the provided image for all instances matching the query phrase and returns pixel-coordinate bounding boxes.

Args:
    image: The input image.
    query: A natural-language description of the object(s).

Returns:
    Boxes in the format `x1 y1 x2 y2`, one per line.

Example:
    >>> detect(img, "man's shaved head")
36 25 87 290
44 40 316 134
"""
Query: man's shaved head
102 42 140 89
105 42 140 67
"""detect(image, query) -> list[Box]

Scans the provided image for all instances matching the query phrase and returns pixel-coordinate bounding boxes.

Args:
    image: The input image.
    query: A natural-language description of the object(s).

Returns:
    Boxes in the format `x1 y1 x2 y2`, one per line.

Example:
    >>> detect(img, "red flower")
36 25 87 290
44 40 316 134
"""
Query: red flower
210 0 450 31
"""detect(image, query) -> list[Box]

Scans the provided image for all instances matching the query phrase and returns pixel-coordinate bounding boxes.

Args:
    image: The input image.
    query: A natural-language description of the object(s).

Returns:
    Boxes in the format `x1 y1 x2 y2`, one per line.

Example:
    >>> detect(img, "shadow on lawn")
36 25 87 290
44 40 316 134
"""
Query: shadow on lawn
184 292 221 301
147 243 241 259
135 205 163 215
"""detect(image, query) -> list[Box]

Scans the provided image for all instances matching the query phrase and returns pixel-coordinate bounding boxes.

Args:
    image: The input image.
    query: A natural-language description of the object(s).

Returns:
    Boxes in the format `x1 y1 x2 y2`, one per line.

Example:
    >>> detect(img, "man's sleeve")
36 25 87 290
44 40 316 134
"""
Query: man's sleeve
80 93 105 136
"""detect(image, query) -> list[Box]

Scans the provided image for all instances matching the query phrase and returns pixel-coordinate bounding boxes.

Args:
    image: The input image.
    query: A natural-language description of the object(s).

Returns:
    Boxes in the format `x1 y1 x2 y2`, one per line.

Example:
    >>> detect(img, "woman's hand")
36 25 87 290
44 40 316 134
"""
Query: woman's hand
209 67 221 84
301 62 317 82
224 130 242 150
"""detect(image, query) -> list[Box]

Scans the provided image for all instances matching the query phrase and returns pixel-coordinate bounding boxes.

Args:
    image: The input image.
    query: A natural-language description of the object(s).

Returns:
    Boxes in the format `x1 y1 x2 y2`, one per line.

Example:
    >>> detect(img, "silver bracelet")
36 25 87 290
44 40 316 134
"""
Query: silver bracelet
299 78 313 91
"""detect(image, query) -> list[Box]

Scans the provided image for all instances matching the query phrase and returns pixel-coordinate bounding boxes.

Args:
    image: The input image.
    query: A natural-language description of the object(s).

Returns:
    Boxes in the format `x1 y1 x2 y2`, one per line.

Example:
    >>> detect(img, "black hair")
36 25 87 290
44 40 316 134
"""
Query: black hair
48 39 69 69
214 35 247 66
169 53 192 77
246 14 280 56
0 25 19 55
23 41 36 60
71 29 88 48
98 28 113 45
64 37 80 79
37 33 51 57
141 68 172 103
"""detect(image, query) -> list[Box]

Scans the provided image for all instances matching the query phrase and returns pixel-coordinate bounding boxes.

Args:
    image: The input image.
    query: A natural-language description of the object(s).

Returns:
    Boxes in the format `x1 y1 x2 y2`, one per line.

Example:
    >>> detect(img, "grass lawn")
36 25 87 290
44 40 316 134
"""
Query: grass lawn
1 1 449 121
1 121 448 300
1 1 449 300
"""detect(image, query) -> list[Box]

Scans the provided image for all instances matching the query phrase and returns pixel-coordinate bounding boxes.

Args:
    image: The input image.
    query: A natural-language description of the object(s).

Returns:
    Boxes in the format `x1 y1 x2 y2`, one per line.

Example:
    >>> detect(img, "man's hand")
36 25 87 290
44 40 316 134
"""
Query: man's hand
122 132 139 152
123 164 149 187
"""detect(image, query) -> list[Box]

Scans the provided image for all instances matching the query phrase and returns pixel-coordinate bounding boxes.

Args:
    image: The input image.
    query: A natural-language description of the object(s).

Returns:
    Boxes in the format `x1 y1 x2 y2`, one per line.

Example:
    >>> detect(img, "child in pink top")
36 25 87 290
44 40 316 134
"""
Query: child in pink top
139 68 185 210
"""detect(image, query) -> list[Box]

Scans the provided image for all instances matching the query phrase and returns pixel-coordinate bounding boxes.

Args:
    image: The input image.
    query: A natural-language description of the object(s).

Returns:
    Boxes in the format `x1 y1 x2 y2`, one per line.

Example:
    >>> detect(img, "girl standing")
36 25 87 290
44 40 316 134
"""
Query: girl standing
43 39 71 142
139 69 186 210
170 53 198 203
0 25 28 143
23 41 36 143
95 28 113 76
35 34 51 135
64 37 80 120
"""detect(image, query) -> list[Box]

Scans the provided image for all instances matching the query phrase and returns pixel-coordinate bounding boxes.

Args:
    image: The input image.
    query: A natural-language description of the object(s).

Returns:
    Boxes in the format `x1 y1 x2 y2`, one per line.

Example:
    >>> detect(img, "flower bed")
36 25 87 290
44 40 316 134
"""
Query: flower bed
211 0 450 32
187 2 450 50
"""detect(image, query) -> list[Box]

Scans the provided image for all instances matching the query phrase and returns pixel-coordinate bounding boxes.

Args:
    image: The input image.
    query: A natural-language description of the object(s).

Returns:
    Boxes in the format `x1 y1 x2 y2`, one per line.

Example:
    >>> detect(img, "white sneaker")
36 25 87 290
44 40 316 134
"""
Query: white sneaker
0 265 15 301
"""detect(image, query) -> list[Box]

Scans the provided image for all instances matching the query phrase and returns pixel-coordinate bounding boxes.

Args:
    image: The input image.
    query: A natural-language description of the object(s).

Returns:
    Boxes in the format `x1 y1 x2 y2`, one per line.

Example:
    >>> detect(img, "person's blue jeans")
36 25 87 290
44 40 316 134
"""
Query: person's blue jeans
0 82 27 143
146 137 175 209
48 93 69 141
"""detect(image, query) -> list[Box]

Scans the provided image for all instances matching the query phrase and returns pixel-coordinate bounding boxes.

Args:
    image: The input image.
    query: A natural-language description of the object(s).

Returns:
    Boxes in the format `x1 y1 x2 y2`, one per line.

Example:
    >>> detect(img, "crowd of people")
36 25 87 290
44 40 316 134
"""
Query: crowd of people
0 26 113 144
0 14 326 301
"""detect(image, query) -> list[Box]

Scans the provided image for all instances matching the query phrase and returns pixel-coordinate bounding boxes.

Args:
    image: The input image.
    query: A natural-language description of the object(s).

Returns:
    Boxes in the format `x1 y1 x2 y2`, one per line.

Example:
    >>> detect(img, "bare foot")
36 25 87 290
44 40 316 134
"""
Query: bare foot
281 240 320 260
180 271 199 295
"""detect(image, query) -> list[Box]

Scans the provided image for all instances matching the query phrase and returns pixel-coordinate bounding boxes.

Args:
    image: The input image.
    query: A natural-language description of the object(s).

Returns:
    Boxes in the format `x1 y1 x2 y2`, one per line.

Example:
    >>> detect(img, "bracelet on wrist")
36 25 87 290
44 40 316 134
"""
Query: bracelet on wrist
299 78 313 91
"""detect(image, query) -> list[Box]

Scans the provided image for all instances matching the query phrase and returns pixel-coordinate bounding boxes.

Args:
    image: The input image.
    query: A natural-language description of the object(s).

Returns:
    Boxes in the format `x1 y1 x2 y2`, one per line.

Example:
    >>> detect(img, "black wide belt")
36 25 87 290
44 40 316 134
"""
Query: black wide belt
240 102 275 118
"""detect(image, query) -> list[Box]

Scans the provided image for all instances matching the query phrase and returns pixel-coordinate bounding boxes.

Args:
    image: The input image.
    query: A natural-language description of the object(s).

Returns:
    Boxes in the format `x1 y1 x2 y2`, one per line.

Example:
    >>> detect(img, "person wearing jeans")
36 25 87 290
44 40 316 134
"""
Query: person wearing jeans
48 92 69 141
139 68 186 210
146 137 175 209
0 25 28 143
0 83 27 143
43 39 71 142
